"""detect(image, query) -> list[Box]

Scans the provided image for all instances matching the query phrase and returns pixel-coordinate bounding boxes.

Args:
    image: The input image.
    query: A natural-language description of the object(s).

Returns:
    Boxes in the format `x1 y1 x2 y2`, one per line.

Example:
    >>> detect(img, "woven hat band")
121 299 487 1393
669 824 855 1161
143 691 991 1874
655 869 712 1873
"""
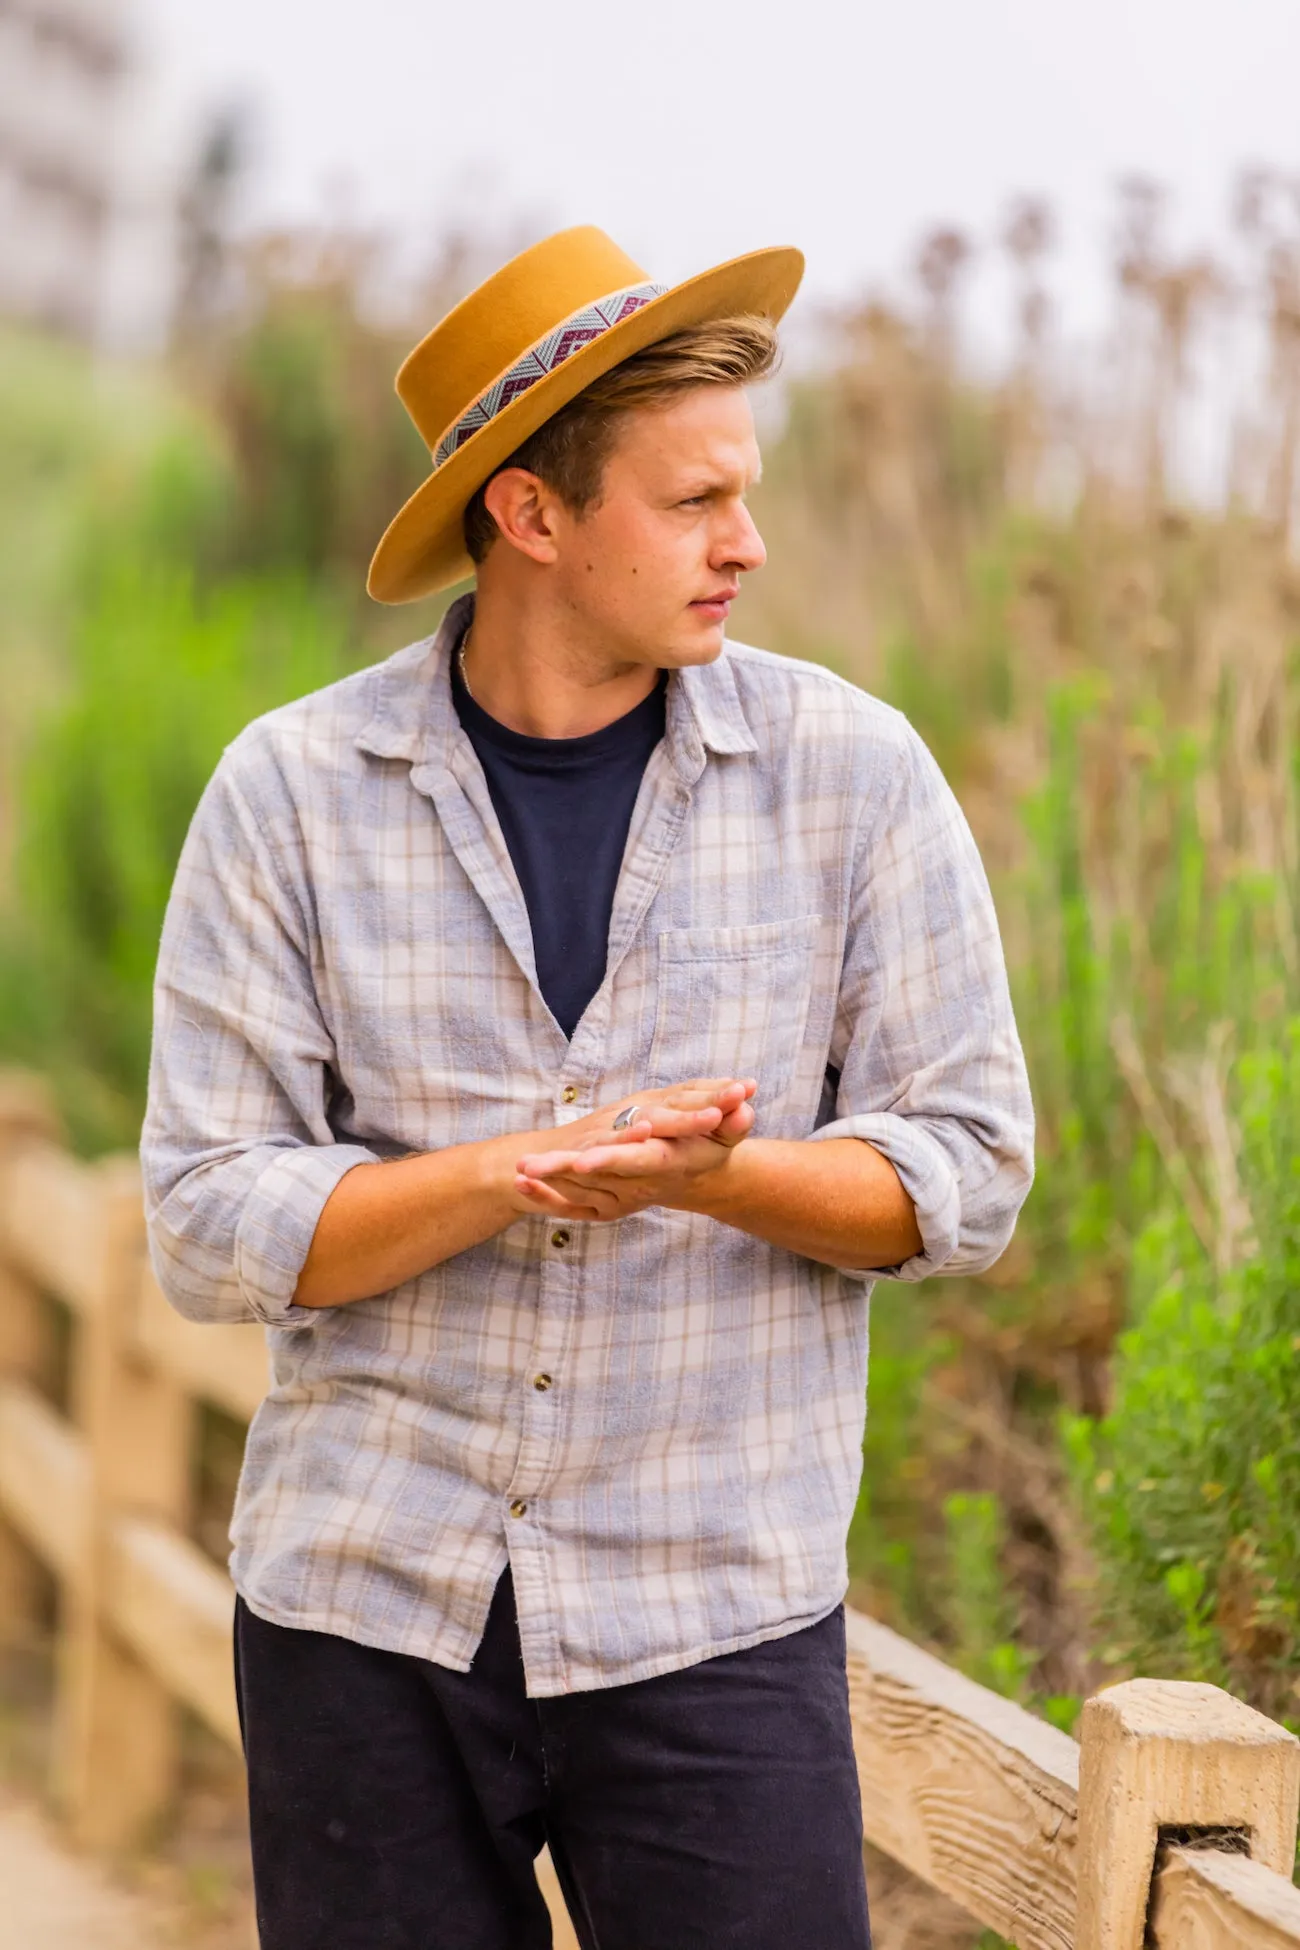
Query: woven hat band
431 281 669 468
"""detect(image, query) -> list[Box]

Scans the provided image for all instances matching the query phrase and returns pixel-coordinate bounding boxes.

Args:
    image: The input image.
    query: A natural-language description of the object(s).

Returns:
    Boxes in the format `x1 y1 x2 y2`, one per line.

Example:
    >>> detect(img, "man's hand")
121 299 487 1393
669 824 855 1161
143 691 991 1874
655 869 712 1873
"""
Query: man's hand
513 1078 756 1223
519 1121 923 1271
293 1077 755 1306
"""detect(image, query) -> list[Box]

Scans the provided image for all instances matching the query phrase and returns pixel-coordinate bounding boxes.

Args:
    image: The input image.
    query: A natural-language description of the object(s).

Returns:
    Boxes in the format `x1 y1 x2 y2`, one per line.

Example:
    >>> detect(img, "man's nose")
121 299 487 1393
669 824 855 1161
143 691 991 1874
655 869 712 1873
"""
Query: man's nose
717 503 767 574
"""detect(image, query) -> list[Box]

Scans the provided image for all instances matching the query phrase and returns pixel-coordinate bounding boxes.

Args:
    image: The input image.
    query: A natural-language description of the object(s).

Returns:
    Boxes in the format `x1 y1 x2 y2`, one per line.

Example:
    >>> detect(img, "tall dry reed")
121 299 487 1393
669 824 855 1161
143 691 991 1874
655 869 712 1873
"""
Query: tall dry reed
746 173 1300 1718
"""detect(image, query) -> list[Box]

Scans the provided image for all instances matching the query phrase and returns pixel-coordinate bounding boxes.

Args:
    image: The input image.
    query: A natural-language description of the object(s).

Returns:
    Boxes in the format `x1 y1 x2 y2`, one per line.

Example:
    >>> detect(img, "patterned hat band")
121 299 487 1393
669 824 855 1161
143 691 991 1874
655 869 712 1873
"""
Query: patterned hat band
431 280 669 469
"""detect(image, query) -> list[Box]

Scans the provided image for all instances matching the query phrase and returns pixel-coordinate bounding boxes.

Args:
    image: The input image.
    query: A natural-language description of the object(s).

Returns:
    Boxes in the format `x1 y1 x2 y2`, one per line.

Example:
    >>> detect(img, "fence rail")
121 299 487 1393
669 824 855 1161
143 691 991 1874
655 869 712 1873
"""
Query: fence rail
1 1070 1298 1949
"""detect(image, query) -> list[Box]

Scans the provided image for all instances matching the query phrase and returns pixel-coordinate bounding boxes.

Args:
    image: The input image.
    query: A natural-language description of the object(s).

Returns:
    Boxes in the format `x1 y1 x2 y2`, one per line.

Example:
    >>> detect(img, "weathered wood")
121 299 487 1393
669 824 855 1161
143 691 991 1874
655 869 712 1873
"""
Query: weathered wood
0 1261 50 1650
1077 1679 1300 1950
0 1260 54 1407
133 1263 268 1423
845 1607 1079 1950
1151 1846 1300 1949
55 1160 194 1851
0 1077 65 1648
0 1387 243 1756
0 1070 63 1149
105 1515 240 1750
0 1139 106 1318
0 1378 90 1581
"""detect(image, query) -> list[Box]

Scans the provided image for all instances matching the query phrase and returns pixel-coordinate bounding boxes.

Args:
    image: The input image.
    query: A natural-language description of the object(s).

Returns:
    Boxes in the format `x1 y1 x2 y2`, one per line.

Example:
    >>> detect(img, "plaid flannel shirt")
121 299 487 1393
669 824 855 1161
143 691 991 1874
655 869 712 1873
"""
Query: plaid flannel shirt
142 594 1033 1696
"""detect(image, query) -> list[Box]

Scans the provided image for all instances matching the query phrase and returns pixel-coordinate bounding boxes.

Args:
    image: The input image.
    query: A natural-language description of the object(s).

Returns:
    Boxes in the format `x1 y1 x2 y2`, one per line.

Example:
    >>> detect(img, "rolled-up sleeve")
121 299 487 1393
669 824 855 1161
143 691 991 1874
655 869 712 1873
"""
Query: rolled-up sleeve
811 715 1034 1281
141 740 379 1327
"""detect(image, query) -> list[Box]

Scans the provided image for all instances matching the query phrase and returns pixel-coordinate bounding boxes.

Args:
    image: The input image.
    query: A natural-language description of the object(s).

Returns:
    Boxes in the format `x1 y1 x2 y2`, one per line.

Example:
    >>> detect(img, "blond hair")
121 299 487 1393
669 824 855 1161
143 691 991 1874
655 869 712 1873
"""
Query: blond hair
462 314 778 563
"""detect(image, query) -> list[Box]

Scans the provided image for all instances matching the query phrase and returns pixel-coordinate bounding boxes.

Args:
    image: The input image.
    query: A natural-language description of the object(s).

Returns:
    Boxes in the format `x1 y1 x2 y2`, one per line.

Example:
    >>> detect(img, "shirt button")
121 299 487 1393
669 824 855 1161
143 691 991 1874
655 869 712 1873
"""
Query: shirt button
533 1373 553 1392
561 1084 578 1104
509 1498 528 1518
550 1227 571 1249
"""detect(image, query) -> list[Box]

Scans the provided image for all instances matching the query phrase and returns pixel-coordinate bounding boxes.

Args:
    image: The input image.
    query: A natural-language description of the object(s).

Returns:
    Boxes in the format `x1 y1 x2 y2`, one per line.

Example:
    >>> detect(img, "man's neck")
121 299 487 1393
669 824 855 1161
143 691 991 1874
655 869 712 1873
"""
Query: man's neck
461 585 660 740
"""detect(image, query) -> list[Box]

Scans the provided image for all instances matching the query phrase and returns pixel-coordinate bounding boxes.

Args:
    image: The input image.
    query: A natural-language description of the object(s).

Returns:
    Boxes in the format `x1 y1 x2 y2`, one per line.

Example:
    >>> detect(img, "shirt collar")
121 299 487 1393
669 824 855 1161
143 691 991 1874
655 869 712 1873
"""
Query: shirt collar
354 594 471 768
672 645 759 770
355 590 758 776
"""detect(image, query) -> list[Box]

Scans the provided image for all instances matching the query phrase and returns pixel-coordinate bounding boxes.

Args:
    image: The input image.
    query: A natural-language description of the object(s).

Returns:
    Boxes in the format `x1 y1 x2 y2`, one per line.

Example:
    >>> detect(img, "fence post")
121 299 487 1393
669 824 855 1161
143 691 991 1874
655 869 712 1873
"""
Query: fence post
53 1156 194 1851
0 1073 63 1659
1076 1676 1300 1950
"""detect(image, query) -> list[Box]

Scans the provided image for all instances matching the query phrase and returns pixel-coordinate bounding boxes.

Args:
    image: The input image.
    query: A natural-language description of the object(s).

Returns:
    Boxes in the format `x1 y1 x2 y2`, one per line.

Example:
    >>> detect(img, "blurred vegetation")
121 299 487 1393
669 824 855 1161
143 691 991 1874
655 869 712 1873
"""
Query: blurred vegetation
1066 1027 1300 1725
0 566 353 1150
0 223 476 1149
740 172 1300 1737
3 178 1300 1906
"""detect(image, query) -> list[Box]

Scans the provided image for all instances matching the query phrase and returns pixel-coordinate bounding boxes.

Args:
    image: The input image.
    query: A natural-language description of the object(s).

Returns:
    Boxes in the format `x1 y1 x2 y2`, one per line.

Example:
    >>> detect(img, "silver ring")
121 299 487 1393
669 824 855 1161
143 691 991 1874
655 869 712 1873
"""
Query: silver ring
612 1104 644 1131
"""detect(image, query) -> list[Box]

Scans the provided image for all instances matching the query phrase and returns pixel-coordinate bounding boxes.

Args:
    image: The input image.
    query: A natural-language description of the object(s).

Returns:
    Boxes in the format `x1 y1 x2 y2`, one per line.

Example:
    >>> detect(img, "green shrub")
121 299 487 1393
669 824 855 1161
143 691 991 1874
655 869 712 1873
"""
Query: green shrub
847 1310 952 1636
0 324 218 638
0 566 357 1152
943 1491 1039 1701
1067 1024 1300 1724
849 537 1300 1716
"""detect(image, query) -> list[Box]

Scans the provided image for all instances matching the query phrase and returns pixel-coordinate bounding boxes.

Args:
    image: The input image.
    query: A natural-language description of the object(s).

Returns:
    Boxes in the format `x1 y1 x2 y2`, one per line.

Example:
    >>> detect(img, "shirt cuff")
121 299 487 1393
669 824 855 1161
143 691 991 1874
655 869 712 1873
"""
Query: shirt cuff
233 1145 380 1327
808 1112 961 1281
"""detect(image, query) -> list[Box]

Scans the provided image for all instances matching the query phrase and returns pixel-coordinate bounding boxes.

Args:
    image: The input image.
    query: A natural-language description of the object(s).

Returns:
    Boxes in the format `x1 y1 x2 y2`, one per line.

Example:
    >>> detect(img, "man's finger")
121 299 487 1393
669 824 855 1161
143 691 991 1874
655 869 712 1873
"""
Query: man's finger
514 1175 609 1221
656 1081 752 1112
522 1139 674 1179
545 1177 629 1215
579 1121 654 1151
522 1174 627 1219
592 1106 721 1145
514 1172 581 1210
517 1148 587 1178
710 1103 756 1147
679 1078 757 1103
646 1105 723 1130
546 1141 666 1178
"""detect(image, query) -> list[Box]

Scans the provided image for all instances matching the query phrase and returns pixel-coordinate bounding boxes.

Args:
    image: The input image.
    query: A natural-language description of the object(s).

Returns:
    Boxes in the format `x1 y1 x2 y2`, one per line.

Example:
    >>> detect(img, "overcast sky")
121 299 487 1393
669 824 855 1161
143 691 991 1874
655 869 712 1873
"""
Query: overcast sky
134 0 1299 349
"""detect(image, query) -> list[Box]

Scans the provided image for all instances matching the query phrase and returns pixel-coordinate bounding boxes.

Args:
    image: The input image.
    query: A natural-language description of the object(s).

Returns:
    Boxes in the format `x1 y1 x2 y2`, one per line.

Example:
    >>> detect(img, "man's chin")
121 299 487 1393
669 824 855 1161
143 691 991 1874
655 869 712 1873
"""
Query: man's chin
658 621 729 670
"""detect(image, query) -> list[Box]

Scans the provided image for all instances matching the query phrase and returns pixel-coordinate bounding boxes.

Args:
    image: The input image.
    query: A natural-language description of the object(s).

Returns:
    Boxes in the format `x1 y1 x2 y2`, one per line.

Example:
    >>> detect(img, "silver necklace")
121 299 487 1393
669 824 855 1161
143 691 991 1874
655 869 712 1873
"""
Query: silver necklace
457 628 475 701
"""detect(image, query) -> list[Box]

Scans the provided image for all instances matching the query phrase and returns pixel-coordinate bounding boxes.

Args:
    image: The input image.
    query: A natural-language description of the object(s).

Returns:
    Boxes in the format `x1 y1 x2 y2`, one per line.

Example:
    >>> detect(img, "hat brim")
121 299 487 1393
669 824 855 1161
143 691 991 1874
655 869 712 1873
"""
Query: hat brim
367 245 804 605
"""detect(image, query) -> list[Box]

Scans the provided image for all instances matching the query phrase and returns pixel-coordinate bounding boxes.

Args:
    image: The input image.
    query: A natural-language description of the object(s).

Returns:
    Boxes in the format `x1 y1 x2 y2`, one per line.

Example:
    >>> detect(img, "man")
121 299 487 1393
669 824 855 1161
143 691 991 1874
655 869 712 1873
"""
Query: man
143 226 1033 1950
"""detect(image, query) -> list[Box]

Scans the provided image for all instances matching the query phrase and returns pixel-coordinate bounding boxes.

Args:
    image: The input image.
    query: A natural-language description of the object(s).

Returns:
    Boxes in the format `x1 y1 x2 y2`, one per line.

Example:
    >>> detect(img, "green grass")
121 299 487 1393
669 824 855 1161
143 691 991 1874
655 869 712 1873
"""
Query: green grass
0 565 357 1152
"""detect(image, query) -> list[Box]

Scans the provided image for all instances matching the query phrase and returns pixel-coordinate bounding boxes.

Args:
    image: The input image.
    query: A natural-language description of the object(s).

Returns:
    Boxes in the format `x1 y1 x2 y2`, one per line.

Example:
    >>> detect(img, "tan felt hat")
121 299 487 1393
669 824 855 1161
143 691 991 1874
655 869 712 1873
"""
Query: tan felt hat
367 225 804 604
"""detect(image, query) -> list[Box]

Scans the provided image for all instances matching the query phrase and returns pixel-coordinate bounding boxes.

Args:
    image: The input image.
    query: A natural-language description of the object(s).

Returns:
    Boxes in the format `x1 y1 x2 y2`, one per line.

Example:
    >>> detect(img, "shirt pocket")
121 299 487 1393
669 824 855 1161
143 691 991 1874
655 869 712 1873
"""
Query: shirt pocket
644 915 821 1113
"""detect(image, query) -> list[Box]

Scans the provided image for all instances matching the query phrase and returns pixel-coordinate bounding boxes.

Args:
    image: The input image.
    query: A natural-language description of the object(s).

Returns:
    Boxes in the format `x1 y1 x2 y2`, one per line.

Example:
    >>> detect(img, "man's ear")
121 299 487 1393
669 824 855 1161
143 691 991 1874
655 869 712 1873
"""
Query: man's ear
482 468 561 565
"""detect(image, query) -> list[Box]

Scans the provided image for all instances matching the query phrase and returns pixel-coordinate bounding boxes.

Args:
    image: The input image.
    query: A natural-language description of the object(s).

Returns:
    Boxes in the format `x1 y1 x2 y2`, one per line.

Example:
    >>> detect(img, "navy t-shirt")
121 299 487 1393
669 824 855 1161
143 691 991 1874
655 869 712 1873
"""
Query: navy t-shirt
452 654 667 1040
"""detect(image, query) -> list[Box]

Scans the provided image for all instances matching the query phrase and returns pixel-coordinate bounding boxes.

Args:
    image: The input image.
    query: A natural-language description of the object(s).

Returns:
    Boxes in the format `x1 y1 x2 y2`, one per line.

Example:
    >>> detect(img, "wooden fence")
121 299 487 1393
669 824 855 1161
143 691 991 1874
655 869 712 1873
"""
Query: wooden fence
2 1070 1300 1949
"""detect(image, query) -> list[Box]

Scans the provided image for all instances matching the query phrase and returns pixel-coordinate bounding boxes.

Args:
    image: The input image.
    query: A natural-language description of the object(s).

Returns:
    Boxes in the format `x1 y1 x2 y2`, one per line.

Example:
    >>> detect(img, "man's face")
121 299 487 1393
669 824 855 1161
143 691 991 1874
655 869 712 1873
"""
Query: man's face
547 385 766 669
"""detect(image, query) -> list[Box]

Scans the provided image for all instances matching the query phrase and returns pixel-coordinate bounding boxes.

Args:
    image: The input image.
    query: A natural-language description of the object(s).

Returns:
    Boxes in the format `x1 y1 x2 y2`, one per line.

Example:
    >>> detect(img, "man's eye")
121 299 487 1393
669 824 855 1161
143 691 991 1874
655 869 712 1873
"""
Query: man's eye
679 495 707 508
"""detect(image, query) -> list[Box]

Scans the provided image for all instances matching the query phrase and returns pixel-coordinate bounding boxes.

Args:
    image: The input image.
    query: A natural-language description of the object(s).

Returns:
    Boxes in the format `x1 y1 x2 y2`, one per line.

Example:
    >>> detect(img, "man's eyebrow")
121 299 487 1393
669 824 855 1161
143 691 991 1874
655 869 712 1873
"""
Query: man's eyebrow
674 461 763 495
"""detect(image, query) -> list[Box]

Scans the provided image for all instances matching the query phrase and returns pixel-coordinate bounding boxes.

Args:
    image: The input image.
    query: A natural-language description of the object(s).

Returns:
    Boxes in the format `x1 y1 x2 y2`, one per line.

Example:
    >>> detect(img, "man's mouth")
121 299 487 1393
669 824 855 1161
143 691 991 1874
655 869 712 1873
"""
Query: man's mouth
690 589 740 619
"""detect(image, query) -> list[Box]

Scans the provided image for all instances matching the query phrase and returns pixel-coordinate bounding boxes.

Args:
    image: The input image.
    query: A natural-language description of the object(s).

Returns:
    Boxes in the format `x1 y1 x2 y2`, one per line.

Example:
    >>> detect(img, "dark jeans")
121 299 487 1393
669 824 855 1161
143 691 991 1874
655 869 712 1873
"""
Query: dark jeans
234 1571 872 1950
